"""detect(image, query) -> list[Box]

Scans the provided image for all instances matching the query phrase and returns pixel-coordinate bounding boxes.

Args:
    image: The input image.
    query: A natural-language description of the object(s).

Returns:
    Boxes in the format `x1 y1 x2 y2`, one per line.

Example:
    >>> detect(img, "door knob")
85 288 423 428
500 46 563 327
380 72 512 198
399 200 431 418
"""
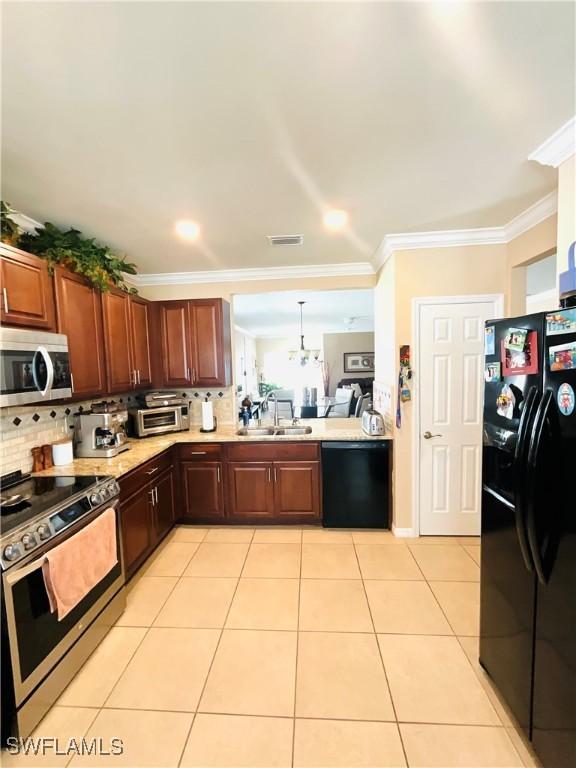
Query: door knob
423 431 442 439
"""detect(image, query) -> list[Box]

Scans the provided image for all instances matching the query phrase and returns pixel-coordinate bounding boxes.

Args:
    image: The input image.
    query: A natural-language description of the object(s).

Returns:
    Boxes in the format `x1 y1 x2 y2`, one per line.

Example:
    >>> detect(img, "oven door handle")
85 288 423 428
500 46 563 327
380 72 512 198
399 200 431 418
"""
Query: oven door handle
5 554 47 586
32 346 54 397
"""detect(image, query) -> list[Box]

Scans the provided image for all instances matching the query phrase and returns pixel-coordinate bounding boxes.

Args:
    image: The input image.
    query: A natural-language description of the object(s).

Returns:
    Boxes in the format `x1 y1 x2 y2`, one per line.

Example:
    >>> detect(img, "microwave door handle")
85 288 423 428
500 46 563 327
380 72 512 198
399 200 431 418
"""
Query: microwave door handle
5 555 47 586
32 346 54 397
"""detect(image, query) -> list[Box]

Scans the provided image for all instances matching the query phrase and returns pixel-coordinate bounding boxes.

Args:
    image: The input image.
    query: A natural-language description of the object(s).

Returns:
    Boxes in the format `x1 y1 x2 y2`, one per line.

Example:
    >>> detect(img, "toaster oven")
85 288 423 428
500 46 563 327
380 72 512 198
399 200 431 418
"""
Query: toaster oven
127 405 190 437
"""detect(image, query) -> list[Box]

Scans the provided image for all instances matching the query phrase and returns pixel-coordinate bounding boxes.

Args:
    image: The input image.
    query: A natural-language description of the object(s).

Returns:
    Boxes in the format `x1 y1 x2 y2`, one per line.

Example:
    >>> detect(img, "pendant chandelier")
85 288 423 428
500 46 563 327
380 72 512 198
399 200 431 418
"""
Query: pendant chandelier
288 301 321 366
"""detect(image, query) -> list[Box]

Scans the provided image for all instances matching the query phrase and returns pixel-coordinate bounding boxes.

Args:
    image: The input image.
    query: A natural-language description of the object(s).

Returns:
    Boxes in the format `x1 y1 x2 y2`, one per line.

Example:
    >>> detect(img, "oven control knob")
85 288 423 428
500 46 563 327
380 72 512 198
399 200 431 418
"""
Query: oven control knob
36 524 51 541
107 482 118 497
90 492 103 506
21 533 36 550
3 544 20 562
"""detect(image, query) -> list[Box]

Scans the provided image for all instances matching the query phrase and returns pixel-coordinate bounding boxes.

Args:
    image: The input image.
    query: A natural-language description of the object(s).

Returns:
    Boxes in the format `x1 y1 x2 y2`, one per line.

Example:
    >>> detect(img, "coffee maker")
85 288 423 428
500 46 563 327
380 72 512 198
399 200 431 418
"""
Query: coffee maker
75 411 130 458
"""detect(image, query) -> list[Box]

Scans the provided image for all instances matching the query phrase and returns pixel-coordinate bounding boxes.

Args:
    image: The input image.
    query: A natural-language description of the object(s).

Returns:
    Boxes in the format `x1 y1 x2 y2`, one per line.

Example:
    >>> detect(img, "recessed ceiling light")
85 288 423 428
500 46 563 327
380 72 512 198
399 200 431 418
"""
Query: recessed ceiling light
175 219 200 240
323 209 349 231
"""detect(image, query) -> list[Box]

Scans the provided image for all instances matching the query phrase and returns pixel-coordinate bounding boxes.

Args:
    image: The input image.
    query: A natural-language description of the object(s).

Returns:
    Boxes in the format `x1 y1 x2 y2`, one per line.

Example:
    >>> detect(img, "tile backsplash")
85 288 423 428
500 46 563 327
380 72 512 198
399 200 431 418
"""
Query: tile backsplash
0 388 235 475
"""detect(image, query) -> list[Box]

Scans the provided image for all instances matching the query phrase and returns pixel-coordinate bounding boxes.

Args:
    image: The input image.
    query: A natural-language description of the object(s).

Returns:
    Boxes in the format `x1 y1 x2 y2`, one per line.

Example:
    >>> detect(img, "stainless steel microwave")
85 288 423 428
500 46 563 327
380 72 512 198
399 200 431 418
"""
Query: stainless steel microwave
0 328 73 407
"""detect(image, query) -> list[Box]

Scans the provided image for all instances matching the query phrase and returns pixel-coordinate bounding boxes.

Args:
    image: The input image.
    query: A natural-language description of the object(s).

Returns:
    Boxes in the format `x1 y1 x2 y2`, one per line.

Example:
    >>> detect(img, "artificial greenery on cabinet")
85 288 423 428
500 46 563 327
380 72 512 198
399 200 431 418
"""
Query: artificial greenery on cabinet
0 202 138 293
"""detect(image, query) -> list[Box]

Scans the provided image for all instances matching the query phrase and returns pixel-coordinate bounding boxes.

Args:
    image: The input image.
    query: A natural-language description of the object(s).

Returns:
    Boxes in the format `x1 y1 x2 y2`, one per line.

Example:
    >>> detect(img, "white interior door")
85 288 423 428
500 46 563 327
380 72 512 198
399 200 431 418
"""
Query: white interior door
418 298 500 535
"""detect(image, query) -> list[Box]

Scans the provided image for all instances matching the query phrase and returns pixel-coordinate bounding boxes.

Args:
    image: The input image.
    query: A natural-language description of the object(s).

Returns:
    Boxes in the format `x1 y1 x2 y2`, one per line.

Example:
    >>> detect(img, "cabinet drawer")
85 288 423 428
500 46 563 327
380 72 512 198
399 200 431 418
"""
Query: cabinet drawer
177 443 223 460
120 449 172 499
226 441 319 462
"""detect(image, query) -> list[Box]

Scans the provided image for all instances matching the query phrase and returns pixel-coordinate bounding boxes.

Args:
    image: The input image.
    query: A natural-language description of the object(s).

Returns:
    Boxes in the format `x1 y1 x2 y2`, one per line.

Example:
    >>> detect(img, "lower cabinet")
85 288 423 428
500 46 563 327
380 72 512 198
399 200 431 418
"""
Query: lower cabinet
228 462 275 519
120 487 152 578
119 451 175 580
225 443 321 523
182 461 225 523
152 468 175 541
274 461 320 519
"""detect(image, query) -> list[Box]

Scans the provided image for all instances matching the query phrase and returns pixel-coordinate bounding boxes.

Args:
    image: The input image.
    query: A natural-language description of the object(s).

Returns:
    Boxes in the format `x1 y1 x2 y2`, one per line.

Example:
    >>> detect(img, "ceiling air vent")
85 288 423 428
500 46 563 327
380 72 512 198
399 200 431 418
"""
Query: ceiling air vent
267 234 304 246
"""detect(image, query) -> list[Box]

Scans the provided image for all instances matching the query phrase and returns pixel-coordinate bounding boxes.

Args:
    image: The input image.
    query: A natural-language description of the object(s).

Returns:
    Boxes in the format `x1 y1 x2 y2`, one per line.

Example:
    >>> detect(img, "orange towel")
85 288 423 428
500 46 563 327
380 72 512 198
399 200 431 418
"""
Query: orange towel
42 507 118 620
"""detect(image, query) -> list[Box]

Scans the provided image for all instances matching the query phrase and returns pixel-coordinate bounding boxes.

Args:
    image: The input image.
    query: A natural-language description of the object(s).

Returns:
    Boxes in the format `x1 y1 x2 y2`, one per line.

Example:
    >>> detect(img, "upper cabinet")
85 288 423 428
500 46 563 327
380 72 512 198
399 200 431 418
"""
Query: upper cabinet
54 267 107 397
0 245 56 330
102 289 153 392
129 295 152 388
158 298 232 388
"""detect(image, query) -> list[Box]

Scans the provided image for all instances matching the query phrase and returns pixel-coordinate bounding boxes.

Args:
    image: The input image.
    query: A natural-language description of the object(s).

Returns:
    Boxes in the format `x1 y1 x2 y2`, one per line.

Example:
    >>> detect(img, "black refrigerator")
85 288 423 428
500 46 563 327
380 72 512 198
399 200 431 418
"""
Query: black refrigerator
480 309 576 768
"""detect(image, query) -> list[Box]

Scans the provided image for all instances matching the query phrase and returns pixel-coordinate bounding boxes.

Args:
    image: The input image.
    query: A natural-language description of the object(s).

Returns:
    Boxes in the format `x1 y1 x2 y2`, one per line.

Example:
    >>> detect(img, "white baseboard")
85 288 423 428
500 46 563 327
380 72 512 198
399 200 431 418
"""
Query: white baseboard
392 525 417 538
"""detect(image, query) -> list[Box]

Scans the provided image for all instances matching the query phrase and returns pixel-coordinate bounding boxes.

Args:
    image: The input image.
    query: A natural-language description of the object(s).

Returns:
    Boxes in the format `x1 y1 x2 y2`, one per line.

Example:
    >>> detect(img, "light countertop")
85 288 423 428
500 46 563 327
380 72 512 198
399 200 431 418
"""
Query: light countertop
35 419 392 479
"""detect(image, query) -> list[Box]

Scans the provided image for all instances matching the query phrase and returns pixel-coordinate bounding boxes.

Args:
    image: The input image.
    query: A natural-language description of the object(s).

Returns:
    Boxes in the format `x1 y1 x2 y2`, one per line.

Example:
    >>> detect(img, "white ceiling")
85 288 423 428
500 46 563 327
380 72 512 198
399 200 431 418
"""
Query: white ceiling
234 289 374 338
2 2 574 275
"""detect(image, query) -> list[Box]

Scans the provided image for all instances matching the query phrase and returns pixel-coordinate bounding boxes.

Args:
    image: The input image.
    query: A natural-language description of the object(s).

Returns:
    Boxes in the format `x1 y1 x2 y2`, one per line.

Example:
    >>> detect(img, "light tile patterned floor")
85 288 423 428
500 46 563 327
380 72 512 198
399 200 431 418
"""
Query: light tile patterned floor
7 528 540 768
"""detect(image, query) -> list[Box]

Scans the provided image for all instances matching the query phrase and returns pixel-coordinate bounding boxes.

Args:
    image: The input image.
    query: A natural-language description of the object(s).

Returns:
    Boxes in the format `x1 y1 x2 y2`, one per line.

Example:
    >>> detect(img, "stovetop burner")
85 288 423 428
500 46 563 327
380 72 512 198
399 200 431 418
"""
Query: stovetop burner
0 475 102 537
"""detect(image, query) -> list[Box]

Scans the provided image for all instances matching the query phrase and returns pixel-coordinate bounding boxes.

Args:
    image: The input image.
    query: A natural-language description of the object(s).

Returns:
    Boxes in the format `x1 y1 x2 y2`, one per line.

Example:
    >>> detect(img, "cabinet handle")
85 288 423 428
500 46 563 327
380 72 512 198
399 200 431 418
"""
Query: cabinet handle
146 467 159 475
187 367 191 381
136 369 140 385
190 451 207 455
268 467 271 483
148 489 155 506
2 288 8 313
154 486 159 504
70 373 75 393
192 368 196 384
274 466 277 483
217 465 221 483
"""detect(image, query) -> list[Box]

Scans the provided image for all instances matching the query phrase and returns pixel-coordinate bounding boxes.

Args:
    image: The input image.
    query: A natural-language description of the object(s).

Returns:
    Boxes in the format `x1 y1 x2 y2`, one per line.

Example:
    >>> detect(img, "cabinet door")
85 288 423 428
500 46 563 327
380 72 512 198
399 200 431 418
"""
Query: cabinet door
190 299 231 387
0 247 55 329
227 462 275 520
54 268 107 397
182 462 225 522
159 302 193 387
153 469 175 541
274 461 321 520
129 295 152 388
102 289 134 392
121 488 152 578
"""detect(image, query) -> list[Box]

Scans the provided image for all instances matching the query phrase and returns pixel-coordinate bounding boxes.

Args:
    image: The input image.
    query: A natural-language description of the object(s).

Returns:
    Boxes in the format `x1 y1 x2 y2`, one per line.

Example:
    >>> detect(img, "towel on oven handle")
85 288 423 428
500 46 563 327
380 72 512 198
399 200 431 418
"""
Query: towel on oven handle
42 507 118 620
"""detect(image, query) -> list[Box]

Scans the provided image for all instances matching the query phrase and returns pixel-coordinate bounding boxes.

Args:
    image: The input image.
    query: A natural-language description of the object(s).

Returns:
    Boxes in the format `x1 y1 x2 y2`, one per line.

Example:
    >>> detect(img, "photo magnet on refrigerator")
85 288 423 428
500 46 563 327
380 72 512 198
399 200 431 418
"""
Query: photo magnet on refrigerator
557 383 575 417
496 383 515 419
485 326 495 356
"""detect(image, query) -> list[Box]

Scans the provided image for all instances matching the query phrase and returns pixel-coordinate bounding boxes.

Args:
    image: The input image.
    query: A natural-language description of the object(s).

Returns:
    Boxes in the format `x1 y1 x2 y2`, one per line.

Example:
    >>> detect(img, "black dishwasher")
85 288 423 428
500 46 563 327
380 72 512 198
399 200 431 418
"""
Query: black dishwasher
321 441 391 528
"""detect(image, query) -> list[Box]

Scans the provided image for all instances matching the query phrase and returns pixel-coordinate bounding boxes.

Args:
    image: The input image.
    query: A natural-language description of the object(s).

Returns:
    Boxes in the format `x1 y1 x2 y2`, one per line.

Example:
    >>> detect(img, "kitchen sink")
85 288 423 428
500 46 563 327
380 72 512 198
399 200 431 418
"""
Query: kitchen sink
236 427 276 436
235 425 313 437
274 426 313 435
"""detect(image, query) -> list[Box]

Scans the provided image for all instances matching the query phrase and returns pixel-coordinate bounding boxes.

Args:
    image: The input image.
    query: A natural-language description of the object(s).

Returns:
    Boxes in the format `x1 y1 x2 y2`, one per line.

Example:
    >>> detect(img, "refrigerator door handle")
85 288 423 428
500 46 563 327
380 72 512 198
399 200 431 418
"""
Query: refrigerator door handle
513 386 539 573
525 389 554 585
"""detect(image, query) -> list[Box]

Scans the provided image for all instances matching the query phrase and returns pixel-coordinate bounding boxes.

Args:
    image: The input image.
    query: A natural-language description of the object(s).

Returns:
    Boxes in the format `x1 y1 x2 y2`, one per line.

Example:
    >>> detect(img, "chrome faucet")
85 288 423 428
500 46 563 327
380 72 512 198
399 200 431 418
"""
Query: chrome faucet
264 390 280 427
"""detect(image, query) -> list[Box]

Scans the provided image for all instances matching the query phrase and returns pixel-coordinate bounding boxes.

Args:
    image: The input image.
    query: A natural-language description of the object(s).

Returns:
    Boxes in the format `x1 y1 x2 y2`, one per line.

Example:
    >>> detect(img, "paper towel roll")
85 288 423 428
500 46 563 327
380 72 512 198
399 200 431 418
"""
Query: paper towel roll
201 400 215 431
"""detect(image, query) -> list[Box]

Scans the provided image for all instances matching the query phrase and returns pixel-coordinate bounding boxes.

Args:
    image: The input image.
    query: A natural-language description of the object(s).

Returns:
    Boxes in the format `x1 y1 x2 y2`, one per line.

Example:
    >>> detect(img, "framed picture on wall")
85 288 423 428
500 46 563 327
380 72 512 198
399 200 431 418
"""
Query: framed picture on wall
343 352 375 374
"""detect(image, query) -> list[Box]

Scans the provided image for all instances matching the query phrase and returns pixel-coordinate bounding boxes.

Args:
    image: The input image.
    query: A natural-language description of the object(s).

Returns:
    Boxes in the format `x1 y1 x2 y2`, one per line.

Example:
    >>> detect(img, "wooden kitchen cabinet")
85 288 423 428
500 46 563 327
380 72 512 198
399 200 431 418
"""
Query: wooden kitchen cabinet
152 467 175 541
129 295 153 387
274 461 320 519
0 244 56 330
54 267 107 397
158 298 232 388
158 301 193 386
120 487 152 578
225 442 321 523
102 288 152 392
227 462 275 520
182 462 225 522
189 299 232 387
101 288 133 393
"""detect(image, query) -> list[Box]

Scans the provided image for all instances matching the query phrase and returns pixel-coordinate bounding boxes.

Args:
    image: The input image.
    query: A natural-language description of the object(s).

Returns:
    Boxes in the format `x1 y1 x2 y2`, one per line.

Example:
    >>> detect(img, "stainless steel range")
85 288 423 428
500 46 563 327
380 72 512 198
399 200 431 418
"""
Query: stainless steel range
0 471 126 744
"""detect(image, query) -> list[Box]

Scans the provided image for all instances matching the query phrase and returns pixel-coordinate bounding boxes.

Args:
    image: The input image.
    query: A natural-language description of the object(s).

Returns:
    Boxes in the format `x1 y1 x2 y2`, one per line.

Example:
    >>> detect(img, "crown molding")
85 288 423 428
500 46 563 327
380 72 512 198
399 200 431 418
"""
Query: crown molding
127 261 375 286
7 211 42 233
373 190 558 271
529 116 576 168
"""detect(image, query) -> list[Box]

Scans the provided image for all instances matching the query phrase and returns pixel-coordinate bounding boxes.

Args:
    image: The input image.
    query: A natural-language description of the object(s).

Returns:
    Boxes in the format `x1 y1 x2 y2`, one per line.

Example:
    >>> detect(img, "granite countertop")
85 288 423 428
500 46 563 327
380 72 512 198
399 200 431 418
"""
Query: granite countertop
35 419 392 479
